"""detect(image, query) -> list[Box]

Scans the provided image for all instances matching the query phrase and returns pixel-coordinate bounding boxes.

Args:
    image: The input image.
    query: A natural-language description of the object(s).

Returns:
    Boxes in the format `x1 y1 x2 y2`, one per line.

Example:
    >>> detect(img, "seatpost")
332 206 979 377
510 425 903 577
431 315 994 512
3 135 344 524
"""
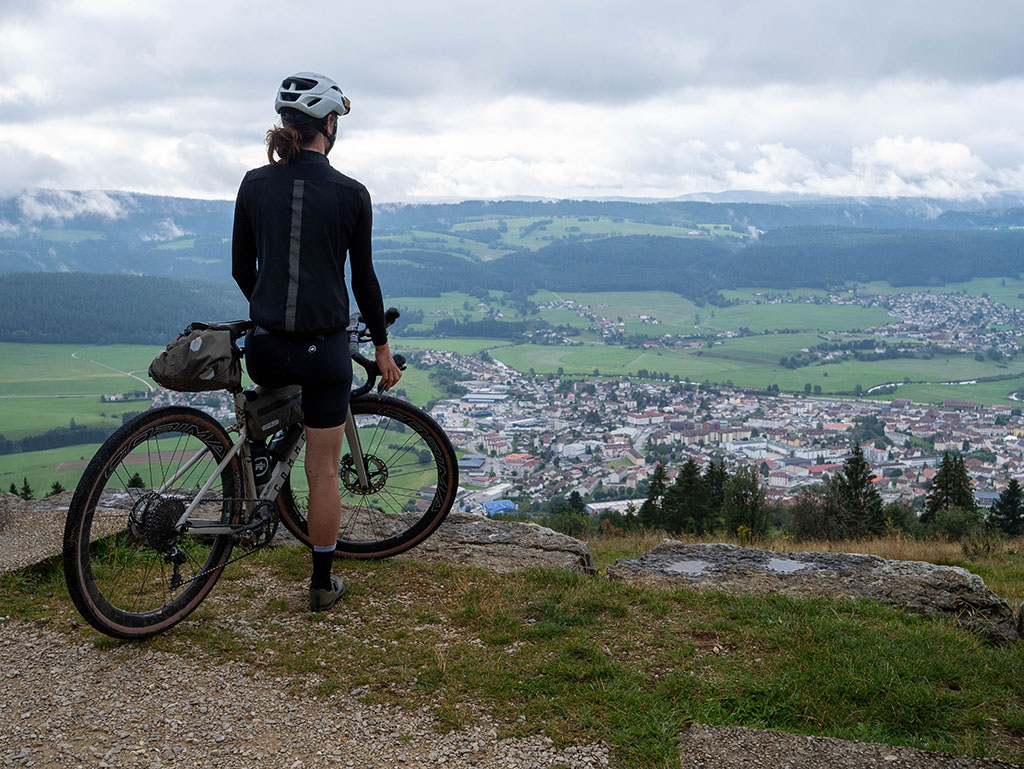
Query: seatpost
234 391 258 515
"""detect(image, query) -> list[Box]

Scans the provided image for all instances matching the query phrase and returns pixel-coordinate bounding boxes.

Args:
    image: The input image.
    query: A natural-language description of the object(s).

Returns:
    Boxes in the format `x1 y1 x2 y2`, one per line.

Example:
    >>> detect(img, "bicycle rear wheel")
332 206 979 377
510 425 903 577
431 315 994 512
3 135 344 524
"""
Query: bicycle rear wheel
62 407 241 639
277 395 458 558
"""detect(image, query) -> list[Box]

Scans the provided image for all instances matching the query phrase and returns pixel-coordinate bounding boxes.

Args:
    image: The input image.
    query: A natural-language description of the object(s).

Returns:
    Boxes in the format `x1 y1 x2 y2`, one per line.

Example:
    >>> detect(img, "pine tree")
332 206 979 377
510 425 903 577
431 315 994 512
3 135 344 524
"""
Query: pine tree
703 460 727 516
923 452 955 523
47 480 66 497
19 477 34 501
127 473 146 489
8 483 16 496
663 458 707 534
989 478 1024 536
638 463 667 530
828 444 884 537
950 455 976 511
925 452 975 522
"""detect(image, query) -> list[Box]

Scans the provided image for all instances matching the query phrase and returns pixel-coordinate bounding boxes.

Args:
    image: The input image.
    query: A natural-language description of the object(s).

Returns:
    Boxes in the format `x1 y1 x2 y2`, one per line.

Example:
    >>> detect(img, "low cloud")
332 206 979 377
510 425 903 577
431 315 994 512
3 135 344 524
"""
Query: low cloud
17 189 127 223
140 218 188 242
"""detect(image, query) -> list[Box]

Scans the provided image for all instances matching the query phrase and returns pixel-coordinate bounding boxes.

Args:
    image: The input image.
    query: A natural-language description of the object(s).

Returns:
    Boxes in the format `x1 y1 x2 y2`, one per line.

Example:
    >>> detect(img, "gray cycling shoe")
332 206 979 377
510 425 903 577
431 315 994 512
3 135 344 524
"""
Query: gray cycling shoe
309 575 346 612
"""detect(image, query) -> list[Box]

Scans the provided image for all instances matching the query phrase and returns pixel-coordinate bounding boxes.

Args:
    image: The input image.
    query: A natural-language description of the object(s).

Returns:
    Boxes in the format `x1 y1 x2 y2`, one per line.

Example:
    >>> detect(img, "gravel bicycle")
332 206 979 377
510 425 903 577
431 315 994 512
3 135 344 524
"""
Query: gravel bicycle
63 311 459 639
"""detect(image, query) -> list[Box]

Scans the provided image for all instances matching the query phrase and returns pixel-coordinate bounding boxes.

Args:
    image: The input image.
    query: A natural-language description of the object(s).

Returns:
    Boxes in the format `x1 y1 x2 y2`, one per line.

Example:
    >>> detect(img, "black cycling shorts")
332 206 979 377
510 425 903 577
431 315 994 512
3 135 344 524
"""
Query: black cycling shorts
244 326 352 429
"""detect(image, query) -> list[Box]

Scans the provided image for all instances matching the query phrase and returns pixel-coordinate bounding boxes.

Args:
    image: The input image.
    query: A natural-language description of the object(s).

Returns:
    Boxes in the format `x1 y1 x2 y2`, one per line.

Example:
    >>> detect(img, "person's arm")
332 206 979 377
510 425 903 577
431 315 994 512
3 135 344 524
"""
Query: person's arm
349 187 387 344
231 181 257 301
349 187 401 390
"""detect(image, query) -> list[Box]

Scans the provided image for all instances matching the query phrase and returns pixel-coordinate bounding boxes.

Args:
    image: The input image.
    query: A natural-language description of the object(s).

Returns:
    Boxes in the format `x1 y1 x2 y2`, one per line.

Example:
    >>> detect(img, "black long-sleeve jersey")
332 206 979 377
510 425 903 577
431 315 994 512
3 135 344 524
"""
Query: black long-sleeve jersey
231 150 388 345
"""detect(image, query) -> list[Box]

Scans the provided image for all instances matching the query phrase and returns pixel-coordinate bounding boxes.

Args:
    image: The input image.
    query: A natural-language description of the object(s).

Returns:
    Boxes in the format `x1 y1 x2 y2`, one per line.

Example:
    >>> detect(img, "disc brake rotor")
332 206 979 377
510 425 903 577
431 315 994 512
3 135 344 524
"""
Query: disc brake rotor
339 454 388 494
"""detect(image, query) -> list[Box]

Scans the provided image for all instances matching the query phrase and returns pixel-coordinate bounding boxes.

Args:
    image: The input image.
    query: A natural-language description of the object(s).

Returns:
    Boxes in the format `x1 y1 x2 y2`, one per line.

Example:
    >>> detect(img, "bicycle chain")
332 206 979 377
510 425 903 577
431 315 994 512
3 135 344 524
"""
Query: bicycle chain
177 537 271 588
170 499 278 588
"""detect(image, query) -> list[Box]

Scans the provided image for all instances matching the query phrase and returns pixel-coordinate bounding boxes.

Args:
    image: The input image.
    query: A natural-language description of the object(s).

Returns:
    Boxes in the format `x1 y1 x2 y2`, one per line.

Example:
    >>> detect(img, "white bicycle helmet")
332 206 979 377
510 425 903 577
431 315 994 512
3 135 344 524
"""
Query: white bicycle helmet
275 72 351 120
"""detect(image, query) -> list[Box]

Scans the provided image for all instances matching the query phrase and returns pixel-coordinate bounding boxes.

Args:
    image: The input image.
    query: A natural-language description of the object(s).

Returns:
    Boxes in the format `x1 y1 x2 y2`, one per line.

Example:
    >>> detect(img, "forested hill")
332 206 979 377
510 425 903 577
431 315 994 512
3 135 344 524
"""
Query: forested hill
724 228 1024 288
0 273 247 344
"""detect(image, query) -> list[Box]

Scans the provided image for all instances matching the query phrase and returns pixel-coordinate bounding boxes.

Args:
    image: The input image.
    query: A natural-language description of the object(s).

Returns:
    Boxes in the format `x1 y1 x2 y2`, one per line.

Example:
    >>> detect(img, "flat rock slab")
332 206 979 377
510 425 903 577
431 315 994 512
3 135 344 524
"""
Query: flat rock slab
607 541 1020 642
679 723 1022 769
398 512 596 574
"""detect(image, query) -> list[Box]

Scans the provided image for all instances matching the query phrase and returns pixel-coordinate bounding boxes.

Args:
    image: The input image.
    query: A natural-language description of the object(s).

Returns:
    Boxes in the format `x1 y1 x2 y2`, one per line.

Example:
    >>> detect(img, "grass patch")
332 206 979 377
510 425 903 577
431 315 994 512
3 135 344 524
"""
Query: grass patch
3 544 1023 768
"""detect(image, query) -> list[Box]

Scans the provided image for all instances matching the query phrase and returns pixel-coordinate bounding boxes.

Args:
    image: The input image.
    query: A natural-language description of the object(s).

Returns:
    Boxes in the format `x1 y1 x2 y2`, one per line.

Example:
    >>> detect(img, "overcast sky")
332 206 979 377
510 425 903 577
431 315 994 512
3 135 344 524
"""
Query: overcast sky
2 0 1023 203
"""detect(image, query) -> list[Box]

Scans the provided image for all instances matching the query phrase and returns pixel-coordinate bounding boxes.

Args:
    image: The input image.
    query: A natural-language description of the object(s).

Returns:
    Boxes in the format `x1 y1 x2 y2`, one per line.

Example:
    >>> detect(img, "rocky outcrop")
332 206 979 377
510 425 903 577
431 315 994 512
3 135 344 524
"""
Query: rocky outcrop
398 513 595 574
0 496 595 577
607 541 1020 642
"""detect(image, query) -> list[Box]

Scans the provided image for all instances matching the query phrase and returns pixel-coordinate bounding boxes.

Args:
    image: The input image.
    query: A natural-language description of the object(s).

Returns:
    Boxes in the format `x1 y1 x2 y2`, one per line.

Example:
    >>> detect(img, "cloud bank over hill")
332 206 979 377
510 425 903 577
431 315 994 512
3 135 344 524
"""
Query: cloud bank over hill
1 1 1023 201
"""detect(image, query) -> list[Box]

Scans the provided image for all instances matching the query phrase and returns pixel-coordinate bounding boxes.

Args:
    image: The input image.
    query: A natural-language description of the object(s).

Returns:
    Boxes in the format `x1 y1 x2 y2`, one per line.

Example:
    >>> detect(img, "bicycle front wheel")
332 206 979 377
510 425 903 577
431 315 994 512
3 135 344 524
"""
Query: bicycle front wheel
62 407 241 639
277 395 458 558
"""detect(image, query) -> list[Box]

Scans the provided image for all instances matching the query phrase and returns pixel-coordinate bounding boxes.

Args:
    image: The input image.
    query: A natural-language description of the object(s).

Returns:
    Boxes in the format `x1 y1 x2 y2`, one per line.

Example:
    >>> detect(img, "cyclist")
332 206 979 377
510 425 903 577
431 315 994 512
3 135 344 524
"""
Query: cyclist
231 72 402 612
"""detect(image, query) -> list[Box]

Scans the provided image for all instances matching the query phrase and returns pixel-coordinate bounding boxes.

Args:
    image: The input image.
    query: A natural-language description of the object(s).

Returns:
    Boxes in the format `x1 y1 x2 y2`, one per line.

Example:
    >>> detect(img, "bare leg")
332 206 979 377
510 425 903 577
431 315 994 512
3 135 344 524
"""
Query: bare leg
304 424 345 548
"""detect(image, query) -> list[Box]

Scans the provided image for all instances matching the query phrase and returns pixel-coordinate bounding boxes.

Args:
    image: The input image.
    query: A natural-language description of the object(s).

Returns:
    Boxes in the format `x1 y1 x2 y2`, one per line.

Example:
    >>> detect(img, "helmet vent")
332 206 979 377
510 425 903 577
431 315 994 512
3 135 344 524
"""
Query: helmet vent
283 77 317 91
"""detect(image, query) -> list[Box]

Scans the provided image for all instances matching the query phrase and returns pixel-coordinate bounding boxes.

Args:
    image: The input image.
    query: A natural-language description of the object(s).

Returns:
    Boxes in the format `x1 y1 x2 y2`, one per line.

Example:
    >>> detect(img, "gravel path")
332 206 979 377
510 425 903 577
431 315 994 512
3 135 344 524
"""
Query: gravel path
1 620 1019 769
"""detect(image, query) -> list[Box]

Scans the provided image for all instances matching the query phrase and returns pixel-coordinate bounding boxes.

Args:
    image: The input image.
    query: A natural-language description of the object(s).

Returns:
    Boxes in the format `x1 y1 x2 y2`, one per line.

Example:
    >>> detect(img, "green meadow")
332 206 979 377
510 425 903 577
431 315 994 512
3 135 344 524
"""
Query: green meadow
0 443 101 494
0 343 160 439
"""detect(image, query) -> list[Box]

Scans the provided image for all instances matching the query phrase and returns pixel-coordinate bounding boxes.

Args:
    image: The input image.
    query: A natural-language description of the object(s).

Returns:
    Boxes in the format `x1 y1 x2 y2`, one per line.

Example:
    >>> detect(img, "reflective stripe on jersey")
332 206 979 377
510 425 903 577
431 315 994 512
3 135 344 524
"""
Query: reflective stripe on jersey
285 180 304 332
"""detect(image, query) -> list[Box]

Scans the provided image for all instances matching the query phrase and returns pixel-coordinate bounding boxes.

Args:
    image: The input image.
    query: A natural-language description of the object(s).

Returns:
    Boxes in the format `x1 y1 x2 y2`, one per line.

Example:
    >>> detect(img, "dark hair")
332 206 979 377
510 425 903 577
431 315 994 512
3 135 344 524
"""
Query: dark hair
265 121 322 165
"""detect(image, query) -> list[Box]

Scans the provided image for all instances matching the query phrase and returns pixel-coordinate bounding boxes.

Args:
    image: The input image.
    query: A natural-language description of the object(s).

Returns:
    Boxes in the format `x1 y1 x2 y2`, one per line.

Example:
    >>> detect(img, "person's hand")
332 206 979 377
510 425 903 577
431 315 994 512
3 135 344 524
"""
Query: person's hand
375 342 402 391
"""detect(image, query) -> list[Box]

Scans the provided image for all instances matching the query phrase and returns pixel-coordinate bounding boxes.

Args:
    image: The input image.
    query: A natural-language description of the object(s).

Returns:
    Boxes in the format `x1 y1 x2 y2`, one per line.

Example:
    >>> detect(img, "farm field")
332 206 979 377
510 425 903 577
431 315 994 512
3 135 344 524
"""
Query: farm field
548 290 703 335
867 377 1024 408
376 215 744 266
0 442 106 495
377 231 507 261
721 287 833 301
0 343 159 439
394 337 513 356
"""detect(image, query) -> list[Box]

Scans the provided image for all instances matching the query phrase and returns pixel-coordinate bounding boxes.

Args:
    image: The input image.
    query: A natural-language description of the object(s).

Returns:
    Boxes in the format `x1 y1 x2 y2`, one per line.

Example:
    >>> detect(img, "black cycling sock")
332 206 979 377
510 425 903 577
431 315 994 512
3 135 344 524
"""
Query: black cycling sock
311 548 335 590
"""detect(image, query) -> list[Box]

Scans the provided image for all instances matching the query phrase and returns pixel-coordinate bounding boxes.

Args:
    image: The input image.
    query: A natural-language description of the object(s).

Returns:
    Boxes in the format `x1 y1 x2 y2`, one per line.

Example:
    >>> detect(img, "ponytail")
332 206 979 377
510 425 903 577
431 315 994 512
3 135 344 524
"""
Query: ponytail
266 122 321 165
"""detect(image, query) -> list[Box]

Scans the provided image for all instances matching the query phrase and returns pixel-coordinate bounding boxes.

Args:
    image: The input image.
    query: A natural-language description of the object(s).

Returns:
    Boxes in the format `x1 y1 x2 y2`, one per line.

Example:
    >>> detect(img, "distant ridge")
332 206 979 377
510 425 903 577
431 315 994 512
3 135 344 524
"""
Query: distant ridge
1 190 1023 298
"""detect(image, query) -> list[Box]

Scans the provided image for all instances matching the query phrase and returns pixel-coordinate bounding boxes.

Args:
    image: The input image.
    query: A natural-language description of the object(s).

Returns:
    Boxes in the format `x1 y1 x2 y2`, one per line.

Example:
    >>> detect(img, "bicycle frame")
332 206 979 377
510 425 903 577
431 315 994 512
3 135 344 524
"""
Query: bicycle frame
167 391 369 536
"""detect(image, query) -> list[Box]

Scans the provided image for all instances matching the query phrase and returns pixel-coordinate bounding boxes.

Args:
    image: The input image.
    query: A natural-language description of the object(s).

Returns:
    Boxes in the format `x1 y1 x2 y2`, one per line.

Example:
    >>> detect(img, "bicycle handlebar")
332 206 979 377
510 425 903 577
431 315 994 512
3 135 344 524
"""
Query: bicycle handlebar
348 307 406 398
